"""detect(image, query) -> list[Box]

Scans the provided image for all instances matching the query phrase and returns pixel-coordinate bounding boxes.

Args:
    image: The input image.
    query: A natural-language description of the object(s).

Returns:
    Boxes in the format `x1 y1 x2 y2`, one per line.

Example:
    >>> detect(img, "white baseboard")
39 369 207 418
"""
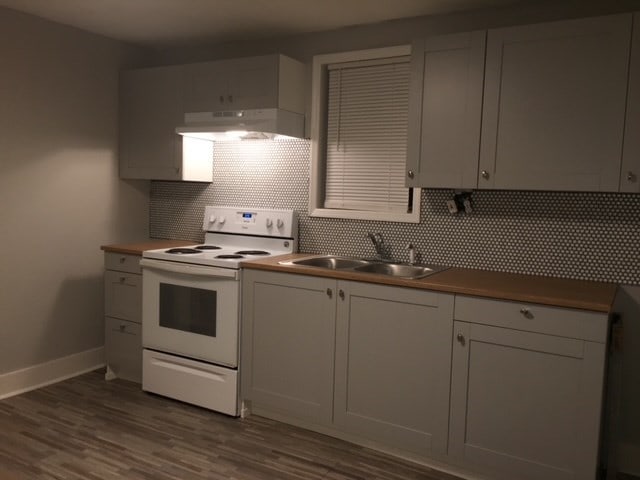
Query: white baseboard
0 347 105 400
619 441 640 476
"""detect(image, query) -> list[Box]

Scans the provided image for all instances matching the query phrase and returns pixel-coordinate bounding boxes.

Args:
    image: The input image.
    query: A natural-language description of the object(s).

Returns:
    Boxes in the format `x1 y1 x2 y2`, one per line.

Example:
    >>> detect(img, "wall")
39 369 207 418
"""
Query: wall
0 8 149 381
151 140 640 285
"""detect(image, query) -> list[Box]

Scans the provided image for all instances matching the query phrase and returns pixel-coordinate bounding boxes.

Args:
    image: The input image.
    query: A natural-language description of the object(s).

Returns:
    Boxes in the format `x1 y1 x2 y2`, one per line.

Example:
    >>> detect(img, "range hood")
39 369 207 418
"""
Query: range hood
176 108 305 141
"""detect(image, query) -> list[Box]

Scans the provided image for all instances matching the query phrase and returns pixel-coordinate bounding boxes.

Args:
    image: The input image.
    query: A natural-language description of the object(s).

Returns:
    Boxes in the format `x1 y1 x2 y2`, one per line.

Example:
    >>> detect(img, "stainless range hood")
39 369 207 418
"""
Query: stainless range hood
176 108 305 141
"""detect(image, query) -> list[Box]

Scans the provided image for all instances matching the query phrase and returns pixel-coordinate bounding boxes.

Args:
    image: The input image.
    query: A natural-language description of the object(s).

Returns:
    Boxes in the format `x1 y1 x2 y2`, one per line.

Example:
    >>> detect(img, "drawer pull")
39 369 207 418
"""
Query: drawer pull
339 289 345 300
456 333 465 345
119 257 126 263
519 307 532 318
119 324 126 332
326 288 333 298
120 277 126 283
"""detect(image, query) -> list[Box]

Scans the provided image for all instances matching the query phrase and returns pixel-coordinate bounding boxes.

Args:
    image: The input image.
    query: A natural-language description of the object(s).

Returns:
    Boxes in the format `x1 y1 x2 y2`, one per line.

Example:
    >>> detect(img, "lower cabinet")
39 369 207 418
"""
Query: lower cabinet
241 270 610 480
103 252 143 383
241 271 336 424
334 281 453 456
450 296 608 480
241 270 454 458
105 317 142 383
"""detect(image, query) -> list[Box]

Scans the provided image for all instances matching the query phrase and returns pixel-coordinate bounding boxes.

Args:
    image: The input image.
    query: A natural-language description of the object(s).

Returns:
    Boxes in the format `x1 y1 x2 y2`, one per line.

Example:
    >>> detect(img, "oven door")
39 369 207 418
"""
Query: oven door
140 258 239 367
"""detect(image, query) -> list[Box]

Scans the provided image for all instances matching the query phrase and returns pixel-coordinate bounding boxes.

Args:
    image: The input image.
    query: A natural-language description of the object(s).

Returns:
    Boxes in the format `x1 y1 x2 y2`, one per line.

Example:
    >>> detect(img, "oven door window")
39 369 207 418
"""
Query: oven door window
159 283 217 337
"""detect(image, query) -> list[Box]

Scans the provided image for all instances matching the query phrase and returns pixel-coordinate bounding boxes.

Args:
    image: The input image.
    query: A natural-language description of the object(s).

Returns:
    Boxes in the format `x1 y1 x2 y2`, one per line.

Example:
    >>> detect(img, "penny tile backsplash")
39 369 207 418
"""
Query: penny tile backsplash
150 139 640 285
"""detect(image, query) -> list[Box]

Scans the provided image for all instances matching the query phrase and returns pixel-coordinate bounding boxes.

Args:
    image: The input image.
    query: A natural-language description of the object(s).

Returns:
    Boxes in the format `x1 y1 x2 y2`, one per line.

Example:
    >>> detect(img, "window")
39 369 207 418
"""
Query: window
309 46 420 223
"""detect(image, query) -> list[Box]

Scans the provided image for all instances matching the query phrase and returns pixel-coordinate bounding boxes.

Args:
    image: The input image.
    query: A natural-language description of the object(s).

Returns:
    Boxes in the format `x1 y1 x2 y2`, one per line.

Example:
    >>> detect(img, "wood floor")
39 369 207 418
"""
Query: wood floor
0 370 460 480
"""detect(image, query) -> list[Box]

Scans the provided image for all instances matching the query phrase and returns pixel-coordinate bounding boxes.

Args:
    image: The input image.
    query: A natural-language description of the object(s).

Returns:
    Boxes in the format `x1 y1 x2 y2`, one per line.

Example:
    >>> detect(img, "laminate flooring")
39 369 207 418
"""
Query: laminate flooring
0 370 460 480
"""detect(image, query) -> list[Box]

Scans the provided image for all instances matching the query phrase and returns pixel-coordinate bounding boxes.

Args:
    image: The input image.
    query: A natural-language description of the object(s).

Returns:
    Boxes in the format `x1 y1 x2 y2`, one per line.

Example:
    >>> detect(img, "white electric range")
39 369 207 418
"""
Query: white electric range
140 206 298 416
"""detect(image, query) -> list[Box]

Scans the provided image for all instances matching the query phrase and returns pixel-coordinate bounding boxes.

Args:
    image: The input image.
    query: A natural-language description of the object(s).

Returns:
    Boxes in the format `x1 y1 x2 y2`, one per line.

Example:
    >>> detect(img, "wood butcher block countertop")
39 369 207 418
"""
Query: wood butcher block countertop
101 239 194 256
241 253 618 313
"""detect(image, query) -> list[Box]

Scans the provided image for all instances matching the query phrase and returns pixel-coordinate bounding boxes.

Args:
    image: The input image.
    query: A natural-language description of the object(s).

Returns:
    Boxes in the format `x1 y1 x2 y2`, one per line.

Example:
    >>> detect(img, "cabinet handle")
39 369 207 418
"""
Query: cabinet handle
519 307 532 318
326 288 333 298
219 95 224 103
456 333 465 345
627 171 636 182
119 277 126 283
228 95 233 103
481 170 490 179
119 257 126 263
339 289 345 300
119 324 126 332
407 170 414 179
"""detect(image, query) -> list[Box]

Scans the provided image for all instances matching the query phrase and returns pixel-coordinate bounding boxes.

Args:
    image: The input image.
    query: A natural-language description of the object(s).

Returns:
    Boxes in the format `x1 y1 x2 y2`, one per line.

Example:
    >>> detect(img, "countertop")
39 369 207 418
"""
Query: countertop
101 239 194 256
241 253 618 313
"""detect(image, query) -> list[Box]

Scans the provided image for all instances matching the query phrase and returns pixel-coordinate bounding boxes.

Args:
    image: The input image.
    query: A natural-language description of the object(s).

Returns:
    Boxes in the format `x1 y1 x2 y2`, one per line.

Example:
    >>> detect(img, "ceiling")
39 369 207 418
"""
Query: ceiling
0 0 541 49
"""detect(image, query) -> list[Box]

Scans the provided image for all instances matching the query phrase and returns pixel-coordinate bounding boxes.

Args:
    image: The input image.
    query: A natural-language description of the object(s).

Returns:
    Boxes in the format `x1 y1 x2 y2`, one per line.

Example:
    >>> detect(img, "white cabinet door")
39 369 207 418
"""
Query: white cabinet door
241 270 336 425
184 55 299 113
119 65 184 180
105 317 142 383
479 14 632 191
406 31 485 189
621 12 640 192
449 321 606 480
333 281 454 456
104 270 142 323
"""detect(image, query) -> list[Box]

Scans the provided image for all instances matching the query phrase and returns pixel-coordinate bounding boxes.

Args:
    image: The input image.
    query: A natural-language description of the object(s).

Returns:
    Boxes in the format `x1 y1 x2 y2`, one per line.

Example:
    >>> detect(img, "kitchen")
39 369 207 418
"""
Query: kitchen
1 0 639 479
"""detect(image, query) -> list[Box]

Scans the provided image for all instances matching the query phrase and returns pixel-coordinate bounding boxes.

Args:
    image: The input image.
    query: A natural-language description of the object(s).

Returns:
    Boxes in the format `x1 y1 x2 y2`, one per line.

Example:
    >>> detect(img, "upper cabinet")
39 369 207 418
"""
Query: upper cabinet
119 54 305 181
479 14 632 191
408 13 638 193
119 64 194 181
406 31 485 189
621 12 640 193
184 54 305 114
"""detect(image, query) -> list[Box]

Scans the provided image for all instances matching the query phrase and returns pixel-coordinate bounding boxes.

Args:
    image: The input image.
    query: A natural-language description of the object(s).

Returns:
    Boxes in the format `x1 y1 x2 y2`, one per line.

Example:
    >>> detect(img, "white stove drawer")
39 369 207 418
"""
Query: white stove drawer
142 349 238 416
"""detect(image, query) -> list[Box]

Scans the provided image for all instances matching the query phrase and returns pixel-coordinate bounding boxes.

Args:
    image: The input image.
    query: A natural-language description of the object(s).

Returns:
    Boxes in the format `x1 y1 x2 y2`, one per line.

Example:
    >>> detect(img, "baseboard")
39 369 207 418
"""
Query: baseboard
0 347 105 400
619 441 640 476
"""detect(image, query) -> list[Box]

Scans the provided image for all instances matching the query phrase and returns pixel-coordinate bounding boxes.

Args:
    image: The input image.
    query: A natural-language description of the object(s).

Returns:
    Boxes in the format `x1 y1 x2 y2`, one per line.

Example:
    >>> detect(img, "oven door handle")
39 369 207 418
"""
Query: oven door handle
140 258 239 279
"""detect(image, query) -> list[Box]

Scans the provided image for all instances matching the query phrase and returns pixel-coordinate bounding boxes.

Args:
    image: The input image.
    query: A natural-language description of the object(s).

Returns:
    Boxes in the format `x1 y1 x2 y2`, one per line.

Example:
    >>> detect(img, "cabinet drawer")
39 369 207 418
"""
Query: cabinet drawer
454 295 608 342
104 252 142 274
104 270 142 323
105 317 141 383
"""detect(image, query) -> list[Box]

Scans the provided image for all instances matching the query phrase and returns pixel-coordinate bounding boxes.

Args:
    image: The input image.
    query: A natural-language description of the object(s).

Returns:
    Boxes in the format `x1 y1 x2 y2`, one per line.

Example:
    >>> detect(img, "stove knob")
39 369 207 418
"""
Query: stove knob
276 219 284 229
266 218 273 228
209 215 217 224
218 216 226 225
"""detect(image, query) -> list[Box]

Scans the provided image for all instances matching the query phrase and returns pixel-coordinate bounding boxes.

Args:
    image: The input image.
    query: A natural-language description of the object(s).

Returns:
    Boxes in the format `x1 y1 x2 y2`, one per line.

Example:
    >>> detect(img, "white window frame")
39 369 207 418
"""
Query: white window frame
309 45 421 223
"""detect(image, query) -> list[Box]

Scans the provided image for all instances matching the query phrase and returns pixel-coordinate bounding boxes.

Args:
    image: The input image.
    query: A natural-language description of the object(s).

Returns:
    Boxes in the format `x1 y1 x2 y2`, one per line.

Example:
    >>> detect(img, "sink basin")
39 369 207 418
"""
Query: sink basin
353 262 440 279
282 256 370 270
280 255 446 280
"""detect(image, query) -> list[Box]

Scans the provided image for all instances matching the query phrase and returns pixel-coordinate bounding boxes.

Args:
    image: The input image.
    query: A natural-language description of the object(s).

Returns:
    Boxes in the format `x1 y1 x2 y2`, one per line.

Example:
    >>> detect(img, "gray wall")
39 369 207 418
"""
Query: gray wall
0 7 149 375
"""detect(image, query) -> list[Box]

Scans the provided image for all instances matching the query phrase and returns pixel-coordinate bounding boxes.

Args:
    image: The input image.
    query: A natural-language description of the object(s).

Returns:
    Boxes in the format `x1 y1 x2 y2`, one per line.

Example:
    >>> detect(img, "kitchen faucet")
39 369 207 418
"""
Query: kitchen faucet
367 232 392 262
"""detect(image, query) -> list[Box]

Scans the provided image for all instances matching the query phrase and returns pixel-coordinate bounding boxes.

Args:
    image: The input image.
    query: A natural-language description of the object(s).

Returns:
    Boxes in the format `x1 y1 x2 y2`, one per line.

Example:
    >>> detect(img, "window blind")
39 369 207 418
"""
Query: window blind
324 56 411 212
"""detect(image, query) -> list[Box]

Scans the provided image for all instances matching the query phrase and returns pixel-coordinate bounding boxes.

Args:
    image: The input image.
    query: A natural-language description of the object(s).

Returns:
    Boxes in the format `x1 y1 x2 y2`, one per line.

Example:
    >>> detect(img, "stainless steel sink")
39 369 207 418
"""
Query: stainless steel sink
353 262 439 279
281 256 370 270
279 255 446 279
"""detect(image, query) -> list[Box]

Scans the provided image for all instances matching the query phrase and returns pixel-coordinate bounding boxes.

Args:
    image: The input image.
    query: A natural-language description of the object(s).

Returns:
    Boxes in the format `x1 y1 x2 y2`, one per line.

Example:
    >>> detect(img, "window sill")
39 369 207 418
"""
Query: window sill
309 207 420 223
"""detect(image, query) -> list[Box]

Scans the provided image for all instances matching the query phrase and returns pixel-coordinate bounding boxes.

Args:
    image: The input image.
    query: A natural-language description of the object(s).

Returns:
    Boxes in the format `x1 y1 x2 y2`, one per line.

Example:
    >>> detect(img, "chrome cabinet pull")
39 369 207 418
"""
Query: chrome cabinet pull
481 170 490 179
326 288 333 298
627 171 636 182
519 307 532 318
407 170 414 179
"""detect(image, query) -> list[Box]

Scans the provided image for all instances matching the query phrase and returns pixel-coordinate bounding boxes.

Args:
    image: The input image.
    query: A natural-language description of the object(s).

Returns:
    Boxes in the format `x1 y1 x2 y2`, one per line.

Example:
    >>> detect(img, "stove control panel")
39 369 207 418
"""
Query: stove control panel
203 206 298 238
